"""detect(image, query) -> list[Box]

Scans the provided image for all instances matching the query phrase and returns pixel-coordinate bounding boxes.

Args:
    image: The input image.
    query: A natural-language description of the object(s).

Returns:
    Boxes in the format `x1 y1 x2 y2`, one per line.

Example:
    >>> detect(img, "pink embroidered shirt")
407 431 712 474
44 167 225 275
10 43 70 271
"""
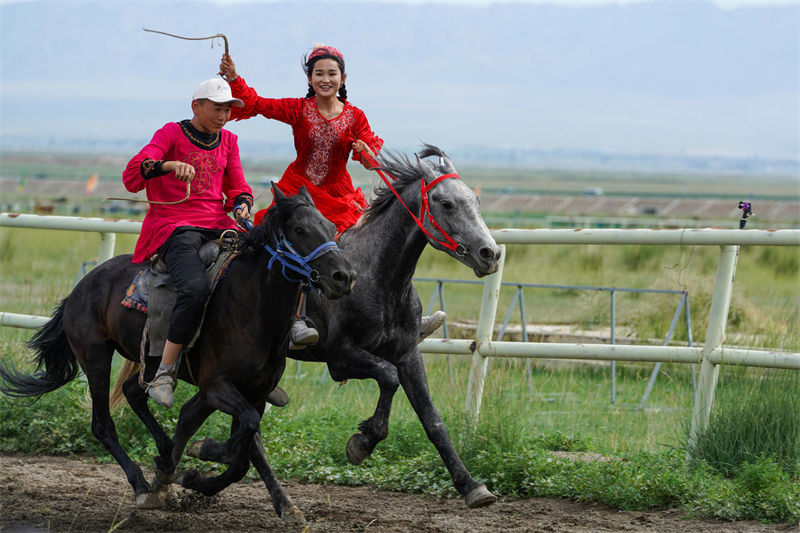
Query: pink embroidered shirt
123 122 252 263
228 75 383 232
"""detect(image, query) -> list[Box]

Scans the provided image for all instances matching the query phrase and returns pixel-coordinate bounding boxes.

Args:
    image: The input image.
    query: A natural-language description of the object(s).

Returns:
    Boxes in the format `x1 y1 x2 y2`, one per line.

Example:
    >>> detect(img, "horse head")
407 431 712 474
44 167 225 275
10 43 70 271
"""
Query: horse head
383 145 501 277
255 184 357 299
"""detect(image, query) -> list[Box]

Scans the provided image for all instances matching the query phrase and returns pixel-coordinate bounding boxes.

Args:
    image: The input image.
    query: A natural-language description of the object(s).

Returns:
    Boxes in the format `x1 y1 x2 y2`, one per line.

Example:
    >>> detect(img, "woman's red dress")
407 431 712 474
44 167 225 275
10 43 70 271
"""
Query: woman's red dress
228 76 383 232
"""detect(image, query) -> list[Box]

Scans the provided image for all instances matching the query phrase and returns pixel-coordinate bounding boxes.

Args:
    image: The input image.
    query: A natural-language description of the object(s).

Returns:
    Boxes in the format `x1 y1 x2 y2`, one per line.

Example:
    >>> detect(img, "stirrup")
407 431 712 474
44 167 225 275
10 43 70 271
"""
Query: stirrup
419 311 447 341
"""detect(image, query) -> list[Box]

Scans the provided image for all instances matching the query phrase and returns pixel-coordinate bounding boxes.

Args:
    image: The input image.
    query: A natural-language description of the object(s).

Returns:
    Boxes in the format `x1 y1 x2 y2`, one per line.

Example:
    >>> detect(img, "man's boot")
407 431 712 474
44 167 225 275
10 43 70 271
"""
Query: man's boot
289 317 319 350
146 371 175 408
419 310 447 342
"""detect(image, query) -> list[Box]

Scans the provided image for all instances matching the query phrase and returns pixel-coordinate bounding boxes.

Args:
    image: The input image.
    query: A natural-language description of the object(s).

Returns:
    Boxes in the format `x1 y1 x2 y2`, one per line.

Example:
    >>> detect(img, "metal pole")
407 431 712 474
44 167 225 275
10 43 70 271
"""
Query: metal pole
0 312 49 329
465 244 506 422
610 289 616 404
639 292 685 409
519 286 533 395
438 281 448 338
425 282 438 315
437 282 454 384
685 293 697 398
98 232 116 264
689 245 739 449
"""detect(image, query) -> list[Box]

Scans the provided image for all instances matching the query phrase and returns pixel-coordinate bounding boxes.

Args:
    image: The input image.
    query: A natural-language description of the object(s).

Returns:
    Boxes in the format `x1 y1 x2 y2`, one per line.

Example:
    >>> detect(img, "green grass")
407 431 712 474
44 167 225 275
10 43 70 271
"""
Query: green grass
1 226 799 524
686 368 800 479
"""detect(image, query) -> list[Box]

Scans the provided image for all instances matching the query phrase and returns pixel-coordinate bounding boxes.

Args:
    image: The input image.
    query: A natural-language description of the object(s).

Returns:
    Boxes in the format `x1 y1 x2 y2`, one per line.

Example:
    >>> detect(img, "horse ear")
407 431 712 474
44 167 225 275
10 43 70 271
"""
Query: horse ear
440 151 458 174
415 154 438 182
272 182 287 202
297 186 315 206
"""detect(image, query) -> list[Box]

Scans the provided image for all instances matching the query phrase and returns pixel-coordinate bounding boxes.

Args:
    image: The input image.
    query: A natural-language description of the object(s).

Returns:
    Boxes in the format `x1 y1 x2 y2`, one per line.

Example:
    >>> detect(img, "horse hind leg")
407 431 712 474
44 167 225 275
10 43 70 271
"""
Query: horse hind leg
122 368 174 466
326 351 400 465
79 340 152 500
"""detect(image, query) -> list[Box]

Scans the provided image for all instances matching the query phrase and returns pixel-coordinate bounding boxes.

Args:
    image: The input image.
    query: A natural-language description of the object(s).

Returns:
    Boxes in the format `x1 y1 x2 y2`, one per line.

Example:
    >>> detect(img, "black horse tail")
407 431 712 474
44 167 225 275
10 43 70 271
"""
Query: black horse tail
0 299 80 398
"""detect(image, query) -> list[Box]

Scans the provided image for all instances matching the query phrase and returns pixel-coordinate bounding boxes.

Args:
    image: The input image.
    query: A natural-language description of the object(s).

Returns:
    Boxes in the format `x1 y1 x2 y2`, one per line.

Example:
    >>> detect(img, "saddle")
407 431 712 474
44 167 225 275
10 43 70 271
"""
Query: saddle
121 231 240 365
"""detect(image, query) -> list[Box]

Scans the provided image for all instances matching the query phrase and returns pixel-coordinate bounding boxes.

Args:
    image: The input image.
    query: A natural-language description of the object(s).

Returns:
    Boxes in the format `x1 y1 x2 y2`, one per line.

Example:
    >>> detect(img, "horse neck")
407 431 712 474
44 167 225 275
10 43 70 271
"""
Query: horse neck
238 245 302 326
353 187 428 290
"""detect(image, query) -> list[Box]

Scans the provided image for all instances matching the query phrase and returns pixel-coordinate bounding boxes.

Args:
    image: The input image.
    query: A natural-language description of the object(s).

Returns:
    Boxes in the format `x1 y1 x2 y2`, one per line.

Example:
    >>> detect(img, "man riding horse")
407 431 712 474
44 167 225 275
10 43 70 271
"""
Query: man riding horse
121 78 253 407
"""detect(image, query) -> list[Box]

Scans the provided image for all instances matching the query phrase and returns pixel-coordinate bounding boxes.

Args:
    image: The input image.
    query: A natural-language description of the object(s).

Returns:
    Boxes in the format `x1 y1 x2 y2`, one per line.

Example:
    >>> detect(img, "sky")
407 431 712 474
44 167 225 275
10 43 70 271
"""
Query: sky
0 0 798 163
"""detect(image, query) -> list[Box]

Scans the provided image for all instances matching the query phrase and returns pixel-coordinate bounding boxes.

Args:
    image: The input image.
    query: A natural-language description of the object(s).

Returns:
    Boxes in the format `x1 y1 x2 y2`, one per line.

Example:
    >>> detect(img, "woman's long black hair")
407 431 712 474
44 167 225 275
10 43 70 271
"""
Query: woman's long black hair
303 52 347 100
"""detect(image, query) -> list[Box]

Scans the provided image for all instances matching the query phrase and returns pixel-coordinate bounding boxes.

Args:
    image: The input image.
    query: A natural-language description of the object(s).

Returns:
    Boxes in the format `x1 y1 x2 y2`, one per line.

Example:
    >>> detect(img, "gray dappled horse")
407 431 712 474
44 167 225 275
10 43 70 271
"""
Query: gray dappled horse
189 145 502 508
0 186 355 523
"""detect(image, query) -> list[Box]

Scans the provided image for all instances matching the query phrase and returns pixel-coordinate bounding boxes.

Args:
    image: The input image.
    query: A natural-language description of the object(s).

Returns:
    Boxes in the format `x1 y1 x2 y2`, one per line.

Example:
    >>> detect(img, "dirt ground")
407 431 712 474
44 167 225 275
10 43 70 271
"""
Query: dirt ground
0 455 796 533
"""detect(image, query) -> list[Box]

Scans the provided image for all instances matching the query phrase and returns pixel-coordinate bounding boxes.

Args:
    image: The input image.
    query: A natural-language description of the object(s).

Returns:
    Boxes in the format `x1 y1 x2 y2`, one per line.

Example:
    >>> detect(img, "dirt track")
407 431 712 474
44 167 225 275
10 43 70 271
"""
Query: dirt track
0 455 795 533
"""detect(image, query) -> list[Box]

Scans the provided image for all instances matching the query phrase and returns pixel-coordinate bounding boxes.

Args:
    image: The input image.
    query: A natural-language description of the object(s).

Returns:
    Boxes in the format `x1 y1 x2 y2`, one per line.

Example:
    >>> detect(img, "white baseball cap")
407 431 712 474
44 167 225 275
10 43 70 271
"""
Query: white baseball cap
192 78 244 107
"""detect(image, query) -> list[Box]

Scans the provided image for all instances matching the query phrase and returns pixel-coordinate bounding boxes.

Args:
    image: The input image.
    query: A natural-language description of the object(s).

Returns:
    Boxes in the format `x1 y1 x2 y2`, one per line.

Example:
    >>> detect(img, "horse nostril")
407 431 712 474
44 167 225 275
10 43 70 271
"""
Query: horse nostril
333 270 356 285
479 246 498 261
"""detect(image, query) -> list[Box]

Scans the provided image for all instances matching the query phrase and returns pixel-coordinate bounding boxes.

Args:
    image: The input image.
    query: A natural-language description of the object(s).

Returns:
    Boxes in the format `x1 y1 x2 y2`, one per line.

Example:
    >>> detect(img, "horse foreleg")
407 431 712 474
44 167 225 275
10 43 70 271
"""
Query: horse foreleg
185 414 243 465
396 351 497 508
326 348 400 465
122 370 173 462
174 377 259 496
246 401 305 524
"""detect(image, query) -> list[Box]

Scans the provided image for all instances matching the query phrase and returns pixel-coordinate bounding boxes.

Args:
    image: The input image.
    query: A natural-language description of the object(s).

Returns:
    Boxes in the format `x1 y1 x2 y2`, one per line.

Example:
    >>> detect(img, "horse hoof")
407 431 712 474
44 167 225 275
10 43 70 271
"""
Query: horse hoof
186 438 214 459
345 434 369 465
135 490 165 509
465 484 497 508
280 503 306 524
172 469 198 488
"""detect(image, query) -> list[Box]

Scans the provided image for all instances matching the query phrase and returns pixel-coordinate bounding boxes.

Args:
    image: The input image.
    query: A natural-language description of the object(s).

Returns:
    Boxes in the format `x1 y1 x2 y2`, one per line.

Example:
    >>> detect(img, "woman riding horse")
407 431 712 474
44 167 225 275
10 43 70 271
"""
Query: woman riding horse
218 44 445 352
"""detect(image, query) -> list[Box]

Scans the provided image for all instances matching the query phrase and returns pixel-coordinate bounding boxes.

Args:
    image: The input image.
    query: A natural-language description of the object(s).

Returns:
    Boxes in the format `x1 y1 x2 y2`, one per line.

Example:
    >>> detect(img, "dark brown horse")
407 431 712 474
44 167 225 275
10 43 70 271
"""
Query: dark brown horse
0 186 355 522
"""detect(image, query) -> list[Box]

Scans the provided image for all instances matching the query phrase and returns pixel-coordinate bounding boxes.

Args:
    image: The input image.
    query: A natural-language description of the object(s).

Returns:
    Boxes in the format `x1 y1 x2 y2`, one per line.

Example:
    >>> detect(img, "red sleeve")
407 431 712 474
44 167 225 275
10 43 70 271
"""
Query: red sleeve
122 123 176 193
350 107 384 163
228 75 301 126
221 131 253 212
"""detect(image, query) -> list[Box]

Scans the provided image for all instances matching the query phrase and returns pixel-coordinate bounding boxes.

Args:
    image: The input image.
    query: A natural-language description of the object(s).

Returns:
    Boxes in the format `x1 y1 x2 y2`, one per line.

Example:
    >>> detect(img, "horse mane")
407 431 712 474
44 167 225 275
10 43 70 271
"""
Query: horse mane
242 193 313 255
361 143 451 225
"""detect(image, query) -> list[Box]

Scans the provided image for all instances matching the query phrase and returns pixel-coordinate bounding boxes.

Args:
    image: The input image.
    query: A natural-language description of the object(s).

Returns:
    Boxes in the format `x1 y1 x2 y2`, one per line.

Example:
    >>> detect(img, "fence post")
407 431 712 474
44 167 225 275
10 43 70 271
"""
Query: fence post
464 244 506 422
98 232 116 264
610 288 616 404
689 245 739 448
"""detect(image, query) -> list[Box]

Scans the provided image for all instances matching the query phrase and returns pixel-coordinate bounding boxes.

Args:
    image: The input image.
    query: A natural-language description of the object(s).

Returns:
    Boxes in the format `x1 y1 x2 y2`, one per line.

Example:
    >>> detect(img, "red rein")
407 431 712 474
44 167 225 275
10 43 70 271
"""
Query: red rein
359 151 463 254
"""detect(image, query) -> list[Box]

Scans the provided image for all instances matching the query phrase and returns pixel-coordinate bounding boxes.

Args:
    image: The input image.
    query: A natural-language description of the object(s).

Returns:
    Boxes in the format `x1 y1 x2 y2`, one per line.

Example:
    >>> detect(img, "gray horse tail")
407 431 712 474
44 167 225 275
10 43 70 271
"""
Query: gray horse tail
0 298 80 398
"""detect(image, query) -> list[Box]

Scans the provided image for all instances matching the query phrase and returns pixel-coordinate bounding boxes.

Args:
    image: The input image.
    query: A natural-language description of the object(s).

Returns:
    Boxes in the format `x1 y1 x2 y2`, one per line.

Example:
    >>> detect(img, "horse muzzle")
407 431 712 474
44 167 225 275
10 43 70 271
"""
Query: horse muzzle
315 266 357 299
468 243 501 277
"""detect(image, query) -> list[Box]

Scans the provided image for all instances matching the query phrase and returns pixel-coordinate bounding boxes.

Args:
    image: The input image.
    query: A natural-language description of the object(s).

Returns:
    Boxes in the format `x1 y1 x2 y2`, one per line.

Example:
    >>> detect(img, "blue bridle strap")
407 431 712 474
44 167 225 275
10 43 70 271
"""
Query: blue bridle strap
263 235 340 284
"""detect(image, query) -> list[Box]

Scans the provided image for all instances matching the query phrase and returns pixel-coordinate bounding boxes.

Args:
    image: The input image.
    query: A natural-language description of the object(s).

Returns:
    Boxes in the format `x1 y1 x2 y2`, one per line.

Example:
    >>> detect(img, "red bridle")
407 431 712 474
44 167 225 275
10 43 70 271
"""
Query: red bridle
359 151 465 255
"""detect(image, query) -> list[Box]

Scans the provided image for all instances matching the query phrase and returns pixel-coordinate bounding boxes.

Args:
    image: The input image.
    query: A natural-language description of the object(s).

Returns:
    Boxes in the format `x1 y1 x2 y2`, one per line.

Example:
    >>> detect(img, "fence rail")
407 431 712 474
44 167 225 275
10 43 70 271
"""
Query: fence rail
2 214 799 445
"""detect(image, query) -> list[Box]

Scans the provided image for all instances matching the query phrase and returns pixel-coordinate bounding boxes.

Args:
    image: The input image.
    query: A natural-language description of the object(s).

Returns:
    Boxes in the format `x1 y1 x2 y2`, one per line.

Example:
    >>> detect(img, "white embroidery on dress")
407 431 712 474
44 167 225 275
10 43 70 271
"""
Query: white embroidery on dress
303 101 354 185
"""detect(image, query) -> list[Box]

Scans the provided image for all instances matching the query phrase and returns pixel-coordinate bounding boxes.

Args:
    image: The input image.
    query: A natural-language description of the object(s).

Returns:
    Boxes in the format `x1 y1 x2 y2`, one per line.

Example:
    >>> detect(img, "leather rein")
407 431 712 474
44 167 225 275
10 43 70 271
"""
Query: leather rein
359 151 467 257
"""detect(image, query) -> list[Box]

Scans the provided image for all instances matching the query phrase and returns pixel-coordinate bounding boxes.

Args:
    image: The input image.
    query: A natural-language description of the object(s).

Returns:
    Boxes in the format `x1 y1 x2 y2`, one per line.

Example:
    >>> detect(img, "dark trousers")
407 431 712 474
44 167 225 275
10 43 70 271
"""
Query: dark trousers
158 227 224 345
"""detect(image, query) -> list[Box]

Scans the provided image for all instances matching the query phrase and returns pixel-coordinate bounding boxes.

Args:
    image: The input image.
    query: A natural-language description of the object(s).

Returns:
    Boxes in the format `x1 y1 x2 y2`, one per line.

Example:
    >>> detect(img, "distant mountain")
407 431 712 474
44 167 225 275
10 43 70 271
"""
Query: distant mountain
1 1 798 163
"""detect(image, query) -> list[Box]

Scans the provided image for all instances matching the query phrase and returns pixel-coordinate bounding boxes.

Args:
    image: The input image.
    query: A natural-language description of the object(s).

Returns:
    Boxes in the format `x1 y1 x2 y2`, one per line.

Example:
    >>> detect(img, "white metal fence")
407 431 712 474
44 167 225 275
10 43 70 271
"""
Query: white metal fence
2 214 799 445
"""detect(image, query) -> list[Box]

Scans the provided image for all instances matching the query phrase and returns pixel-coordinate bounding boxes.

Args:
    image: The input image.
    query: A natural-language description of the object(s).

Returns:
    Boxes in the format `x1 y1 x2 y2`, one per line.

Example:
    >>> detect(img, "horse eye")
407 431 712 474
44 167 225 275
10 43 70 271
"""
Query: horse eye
441 200 453 210
295 226 305 236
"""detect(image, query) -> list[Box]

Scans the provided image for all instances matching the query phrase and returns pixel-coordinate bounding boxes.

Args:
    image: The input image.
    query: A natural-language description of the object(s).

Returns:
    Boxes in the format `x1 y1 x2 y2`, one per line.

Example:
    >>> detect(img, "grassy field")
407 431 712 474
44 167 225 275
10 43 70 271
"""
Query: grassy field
1 227 799 446
1 191 799 522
